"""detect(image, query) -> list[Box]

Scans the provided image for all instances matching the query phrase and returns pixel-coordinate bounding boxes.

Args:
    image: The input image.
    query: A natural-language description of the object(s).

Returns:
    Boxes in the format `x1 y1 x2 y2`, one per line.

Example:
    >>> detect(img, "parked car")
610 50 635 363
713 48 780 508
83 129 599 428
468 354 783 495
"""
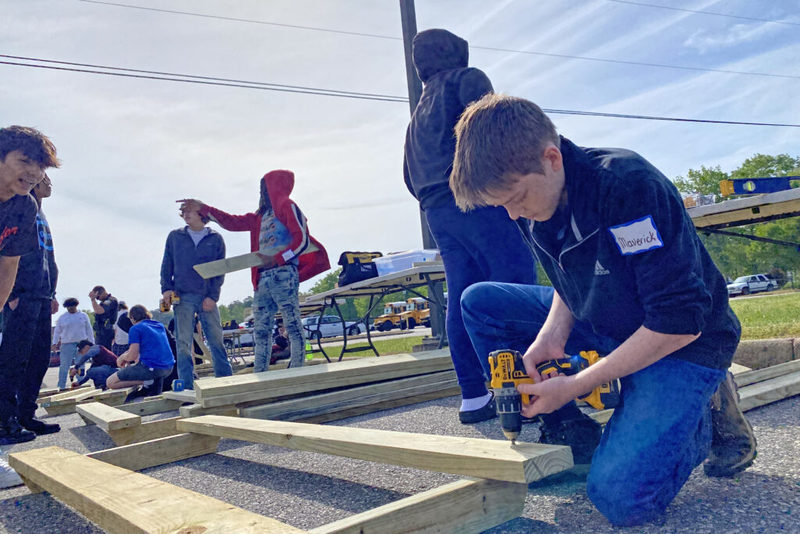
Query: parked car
302 315 366 340
727 273 777 297
223 325 255 349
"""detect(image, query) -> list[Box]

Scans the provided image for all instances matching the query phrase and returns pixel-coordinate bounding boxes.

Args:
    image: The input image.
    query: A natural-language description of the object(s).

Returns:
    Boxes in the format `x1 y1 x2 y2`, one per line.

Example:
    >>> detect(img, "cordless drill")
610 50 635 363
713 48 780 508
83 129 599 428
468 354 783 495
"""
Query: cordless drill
488 349 620 443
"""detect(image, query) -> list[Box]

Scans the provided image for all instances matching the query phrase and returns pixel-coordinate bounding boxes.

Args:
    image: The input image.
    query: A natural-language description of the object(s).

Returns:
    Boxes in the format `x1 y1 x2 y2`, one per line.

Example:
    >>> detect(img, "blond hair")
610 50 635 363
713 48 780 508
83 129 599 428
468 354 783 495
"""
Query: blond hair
450 93 559 210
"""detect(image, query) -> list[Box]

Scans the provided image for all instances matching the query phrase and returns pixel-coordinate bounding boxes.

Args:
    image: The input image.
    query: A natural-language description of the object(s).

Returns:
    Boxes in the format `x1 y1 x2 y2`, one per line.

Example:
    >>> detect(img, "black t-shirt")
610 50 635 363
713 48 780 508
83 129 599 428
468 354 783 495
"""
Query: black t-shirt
0 194 38 257
95 295 119 333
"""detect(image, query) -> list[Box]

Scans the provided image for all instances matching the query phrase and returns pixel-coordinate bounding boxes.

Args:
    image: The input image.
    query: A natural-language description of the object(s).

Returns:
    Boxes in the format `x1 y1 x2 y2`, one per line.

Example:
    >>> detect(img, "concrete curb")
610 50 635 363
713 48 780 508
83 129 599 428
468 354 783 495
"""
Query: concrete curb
733 338 797 369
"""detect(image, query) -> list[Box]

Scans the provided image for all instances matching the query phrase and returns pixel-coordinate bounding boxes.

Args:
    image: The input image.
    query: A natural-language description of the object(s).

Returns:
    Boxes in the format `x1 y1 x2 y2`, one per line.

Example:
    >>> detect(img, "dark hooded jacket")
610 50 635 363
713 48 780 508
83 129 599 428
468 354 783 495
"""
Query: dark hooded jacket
9 203 58 301
200 170 330 290
403 29 493 210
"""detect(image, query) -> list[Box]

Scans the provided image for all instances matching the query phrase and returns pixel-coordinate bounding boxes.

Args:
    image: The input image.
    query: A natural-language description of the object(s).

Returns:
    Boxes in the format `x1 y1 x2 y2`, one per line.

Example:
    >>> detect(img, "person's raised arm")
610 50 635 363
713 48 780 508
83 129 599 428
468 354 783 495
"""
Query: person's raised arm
0 255 20 309
177 198 258 232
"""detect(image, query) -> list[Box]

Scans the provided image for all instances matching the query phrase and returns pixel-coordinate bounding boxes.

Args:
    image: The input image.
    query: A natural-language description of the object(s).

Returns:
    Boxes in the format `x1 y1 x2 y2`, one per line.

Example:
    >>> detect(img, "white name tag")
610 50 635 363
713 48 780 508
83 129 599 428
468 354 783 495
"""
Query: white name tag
609 215 663 255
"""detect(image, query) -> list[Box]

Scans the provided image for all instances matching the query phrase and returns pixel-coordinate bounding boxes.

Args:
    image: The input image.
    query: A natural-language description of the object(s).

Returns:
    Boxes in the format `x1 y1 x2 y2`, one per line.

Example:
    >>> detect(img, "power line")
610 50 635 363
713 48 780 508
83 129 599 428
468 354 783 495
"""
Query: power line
77 0 798 81
4 55 800 128
605 0 800 27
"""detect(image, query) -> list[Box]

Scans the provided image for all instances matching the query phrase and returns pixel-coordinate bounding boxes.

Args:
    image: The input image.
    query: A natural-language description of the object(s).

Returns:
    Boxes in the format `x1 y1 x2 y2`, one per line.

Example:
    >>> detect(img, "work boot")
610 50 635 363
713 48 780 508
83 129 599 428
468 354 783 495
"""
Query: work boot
704 371 757 477
0 417 36 446
539 411 603 464
19 417 61 436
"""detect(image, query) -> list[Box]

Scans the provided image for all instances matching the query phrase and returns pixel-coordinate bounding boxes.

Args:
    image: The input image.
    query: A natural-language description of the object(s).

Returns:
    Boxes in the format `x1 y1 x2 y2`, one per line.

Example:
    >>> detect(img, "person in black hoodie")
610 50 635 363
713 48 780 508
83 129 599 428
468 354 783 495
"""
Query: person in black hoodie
451 93 756 526
403 29 537 424
0 174 61 439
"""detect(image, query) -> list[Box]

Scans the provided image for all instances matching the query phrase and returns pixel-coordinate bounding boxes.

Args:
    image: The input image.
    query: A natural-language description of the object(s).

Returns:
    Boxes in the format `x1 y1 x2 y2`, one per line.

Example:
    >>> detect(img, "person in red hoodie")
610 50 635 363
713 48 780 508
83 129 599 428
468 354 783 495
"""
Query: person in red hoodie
180 170 329 371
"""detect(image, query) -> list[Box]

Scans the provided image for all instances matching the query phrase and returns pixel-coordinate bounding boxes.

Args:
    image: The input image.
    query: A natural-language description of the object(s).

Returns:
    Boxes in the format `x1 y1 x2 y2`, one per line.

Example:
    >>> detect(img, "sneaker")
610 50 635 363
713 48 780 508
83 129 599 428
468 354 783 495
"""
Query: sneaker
19 418 61 436
704 371 757 477
124 387 148 403
0 418 36 446
459 392 498 424
539 412 603 464
0 457 23 489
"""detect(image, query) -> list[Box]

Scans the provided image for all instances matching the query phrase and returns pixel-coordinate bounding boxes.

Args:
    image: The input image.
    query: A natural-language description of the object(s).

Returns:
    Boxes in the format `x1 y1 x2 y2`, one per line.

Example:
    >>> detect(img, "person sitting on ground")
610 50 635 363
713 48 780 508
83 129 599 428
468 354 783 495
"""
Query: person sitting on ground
52 297 94 390
70 339 118 389
106 305 174 392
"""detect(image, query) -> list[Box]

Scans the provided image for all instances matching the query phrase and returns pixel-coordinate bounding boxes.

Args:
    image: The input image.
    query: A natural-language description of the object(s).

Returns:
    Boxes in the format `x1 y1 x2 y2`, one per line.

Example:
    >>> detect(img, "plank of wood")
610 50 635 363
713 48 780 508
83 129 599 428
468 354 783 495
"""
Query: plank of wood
179 403 240 418
42 388 131 415
193 332 213 364
738 370 800 412
735 359 800 388
193 251 265 279
40 387 102 406
88 433 220 472
116 397 185 416
177 415 572 483
310 478 525 534
729 362 751 375
77 402 141 431
195 350 453 408
9 446 306 534
589 409 614 425
240 372 458 422
108 416 182 446
162 389 197 403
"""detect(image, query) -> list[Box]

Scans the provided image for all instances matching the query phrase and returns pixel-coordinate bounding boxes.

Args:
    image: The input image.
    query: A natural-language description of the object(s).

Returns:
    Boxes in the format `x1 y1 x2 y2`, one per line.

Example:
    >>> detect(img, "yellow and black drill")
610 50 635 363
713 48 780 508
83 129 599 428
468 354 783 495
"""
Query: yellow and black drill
488 349 620 443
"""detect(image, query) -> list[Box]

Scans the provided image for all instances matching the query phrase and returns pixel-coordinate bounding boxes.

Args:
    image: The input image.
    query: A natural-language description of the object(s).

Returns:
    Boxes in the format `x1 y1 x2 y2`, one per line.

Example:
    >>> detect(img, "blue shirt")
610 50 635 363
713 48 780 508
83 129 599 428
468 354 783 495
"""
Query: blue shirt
128 319 174 369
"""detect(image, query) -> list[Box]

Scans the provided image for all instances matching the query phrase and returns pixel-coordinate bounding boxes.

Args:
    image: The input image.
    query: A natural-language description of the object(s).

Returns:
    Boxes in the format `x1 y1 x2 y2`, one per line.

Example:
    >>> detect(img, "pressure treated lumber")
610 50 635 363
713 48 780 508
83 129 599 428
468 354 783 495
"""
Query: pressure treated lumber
162 389 197 403
195 350 453 408
9 447 305 534
40 387 102 405
109 416 182 446
116 396 185 416
194 250 265 279
78 402 141 431
178 415 572 483
738 370 800 411
735 359 800 388
87 433 221 472
240 371 458 422
41 388 131 416
179 403 239 418
309 478 526 534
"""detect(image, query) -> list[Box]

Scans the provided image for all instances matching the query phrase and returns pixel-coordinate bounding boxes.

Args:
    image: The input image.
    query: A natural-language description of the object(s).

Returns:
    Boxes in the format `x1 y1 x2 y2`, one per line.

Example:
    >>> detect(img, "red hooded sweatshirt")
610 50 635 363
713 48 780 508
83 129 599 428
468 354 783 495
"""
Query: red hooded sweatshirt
199 170 330 290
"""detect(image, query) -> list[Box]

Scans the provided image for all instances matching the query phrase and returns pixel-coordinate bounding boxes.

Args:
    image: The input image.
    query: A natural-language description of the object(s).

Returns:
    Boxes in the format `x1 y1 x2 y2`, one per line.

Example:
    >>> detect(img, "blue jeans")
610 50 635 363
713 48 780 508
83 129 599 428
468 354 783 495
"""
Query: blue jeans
461 281 725 525
80 365 116 389
253 264 304 372
424 202 537 399
58 342 81 390
173 293 232 389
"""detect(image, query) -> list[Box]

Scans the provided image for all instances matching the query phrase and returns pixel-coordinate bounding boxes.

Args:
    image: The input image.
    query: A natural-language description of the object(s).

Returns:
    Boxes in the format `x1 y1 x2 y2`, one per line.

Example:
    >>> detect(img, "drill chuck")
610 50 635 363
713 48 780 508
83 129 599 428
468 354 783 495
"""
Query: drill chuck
494 384 523 441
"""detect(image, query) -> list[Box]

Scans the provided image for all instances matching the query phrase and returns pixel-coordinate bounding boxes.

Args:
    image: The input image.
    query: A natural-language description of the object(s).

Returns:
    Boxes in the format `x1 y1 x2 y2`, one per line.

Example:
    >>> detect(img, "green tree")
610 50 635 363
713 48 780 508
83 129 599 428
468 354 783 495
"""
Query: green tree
730 153 800 179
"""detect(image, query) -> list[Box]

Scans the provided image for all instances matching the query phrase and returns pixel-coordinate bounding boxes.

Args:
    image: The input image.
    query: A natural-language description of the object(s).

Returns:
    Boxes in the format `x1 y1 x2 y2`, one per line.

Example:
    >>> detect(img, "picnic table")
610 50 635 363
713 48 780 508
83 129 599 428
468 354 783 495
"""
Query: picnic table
303 262 447 361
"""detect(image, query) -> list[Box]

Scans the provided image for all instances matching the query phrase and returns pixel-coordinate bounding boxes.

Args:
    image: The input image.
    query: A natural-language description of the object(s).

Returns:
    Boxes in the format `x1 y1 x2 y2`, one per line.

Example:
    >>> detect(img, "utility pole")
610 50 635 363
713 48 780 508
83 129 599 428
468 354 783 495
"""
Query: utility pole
399 0 446 345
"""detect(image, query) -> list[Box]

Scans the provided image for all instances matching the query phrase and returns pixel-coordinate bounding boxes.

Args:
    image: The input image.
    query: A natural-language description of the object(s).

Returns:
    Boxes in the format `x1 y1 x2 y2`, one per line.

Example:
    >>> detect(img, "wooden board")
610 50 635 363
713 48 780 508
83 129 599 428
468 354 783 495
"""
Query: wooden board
88 433 220 472
195 350 453 408
309 478 526 534
40 387 102 406
116 396 185 416
162 389 197 403
735 359 800 388
738 370 800 412
109 416 182 446
77 402 141 432
9 446 305 534
42 388 131 416
240 372 459 422
194 251 265 279
179 403 240 418
177 415 572 484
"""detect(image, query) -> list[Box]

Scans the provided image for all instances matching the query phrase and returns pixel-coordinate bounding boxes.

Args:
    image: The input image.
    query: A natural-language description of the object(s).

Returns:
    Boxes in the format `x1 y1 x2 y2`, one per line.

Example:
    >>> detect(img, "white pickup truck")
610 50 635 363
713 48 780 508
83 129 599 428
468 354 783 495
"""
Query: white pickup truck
302 315 367 340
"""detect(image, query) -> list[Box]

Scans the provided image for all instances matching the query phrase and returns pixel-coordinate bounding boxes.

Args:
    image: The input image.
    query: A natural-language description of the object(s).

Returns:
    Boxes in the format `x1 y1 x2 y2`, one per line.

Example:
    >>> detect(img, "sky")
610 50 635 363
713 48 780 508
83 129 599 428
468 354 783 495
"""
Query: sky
2 0 798 318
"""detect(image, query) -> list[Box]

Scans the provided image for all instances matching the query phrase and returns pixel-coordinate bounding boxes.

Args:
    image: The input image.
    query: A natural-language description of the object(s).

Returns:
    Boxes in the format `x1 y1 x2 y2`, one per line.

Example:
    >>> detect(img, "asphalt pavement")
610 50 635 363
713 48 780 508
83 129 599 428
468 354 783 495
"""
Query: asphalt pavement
1 374 798 533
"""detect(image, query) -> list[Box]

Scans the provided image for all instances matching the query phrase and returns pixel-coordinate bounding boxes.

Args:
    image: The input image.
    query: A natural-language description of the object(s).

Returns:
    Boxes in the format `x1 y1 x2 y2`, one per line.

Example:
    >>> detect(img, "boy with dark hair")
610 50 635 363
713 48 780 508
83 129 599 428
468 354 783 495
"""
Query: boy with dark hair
89 285 118 349
160 204 232 389
106 305 174 390
0 125 58 488
0 126 59 451
403 29 537 423
450 93 756 526
70 340 119 389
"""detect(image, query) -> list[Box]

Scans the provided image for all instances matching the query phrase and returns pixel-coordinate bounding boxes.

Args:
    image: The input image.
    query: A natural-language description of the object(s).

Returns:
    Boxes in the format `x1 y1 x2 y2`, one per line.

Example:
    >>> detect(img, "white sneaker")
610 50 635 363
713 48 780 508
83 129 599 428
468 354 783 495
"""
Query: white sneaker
0 456 23 489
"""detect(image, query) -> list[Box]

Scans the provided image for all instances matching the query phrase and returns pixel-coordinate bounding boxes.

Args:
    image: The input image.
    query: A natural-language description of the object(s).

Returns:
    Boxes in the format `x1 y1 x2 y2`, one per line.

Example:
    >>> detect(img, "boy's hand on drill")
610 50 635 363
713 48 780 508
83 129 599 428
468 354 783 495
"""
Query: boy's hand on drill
521 337 565 382
518 374 579 418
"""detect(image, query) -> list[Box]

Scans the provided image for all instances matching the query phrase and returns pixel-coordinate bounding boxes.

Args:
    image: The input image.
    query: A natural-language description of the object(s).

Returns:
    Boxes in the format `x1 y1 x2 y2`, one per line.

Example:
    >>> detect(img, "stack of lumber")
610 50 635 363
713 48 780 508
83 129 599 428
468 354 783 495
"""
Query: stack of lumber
39 386 133 416
186 350 457 422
